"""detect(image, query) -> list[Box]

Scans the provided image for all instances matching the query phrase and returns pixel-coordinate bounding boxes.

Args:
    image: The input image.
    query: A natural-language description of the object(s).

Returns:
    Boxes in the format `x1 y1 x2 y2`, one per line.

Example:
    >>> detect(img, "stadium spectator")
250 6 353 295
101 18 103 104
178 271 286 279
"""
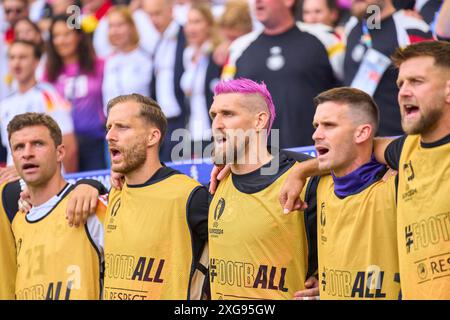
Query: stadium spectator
0 40 78 175
8 112 105 300
82 0 114 57
222 0 344 149
144 0 188 161
301 0 339 27
343 0 433 137
1 0 29 101
2 0 29 44
436 0 450 39
283 88 400 300
181 2 222 158
374 41 450 299
213 0 253 66
13 18 45 79
102 6 152 111
45 15 107 171
92 0 160 58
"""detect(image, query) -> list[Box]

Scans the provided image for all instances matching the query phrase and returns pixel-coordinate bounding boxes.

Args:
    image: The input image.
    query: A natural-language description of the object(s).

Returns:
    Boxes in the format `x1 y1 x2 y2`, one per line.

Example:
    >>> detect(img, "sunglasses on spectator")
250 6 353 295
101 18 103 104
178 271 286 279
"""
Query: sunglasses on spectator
5 8 24 15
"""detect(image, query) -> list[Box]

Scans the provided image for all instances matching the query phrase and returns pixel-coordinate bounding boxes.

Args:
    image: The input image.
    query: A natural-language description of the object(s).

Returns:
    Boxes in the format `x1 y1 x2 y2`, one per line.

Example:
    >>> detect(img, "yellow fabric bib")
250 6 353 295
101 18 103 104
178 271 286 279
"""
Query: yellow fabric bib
0 183 17 300
397 135 450 299
317 174 400 300
104 174 201 300
12 188 104 300
209 164 311 300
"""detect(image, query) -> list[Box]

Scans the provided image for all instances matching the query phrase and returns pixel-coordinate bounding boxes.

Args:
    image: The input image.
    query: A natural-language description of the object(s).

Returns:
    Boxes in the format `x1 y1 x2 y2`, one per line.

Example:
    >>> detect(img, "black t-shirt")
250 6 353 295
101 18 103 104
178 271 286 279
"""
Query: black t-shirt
419 0 443 25
345 14 433 137
227 150 319 278
235 25 339 149
385 133 450 170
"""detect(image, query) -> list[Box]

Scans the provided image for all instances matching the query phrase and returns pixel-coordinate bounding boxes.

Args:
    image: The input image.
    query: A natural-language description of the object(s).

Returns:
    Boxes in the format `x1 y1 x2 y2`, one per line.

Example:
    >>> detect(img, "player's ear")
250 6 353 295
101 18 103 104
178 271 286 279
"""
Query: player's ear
354 124 372 144
255 111 269 133
445 79 450 104
147 128 161 148
56 143 65 163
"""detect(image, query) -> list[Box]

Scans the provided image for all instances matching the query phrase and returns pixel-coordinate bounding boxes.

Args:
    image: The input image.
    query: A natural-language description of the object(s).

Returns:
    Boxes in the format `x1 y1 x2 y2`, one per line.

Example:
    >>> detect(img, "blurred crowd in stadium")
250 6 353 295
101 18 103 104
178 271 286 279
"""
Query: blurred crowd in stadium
0 0 448 177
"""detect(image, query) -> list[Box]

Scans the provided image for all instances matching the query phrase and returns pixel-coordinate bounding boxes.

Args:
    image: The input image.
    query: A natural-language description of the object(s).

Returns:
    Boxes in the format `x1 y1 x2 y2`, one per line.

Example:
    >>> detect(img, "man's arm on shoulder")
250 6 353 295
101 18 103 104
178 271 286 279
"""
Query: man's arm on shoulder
2 180 21 223
66 179 108 227
374 136 407 170
279 158 326 213
187 185 210 242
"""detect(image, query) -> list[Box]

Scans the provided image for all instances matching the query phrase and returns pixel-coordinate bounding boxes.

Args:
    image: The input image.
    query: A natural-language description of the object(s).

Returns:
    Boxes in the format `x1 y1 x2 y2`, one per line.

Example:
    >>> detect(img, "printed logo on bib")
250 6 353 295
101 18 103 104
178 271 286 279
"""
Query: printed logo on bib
210 258 289 299
402 160 418 201
107 198 121 232
404 212 450 285
321 265 392 298
209 198 225 238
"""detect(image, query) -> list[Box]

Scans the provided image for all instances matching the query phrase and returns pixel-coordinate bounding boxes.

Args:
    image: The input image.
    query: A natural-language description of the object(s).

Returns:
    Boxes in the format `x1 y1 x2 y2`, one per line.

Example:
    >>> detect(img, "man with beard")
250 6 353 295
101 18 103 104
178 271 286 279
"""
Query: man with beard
222 0 344 149
344 0 432 137
102 94 209 300
281 41 450 299
374 41 450 299
207 78 318 300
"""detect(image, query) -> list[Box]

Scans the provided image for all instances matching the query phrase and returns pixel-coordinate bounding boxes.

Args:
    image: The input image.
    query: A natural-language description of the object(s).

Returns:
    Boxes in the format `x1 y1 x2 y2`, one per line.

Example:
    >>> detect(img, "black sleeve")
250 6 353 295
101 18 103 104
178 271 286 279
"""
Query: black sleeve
187 186 210 242
304 176 319 279
384 136 407 171
281 149 314 163
2 180 21 223
75 179 108 195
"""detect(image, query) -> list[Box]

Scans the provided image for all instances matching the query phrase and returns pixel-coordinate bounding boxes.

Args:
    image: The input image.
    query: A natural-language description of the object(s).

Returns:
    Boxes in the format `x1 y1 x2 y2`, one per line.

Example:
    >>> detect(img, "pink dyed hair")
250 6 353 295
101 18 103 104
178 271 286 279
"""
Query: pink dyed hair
213 78 276 133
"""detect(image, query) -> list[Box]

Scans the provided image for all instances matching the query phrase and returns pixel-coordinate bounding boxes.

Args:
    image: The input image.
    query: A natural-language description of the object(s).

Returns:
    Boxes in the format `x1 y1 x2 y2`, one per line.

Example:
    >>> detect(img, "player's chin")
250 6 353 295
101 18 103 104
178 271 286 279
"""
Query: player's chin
110 163 125 173
317 159 331 172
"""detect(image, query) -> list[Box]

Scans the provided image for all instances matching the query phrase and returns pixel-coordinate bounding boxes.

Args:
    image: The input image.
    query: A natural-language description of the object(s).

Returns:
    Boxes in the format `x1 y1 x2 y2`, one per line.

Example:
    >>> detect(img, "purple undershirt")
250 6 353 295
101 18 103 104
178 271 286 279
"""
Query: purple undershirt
331 154 386 198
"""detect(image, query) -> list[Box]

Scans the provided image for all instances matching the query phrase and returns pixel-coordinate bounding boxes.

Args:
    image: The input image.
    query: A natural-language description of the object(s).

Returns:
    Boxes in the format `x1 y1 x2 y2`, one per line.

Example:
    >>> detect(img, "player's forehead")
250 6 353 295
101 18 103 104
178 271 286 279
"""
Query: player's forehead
210 93 247 113
10 125 51 143
107 101 141 124
398 56 436 78
314 101 348 122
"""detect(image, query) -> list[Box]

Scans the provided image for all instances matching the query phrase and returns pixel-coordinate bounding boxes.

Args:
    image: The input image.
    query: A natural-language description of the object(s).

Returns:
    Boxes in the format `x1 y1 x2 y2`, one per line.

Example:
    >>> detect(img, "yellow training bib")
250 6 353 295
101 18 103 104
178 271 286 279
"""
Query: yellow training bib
317 174 400 300
397 135 450 299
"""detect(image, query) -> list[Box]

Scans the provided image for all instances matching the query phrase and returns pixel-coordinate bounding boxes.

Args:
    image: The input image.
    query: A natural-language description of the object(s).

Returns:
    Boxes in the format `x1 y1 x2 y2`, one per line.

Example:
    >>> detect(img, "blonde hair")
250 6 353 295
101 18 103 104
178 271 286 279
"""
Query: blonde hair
218 0 252 35
189 2 222 50
108 5 140 49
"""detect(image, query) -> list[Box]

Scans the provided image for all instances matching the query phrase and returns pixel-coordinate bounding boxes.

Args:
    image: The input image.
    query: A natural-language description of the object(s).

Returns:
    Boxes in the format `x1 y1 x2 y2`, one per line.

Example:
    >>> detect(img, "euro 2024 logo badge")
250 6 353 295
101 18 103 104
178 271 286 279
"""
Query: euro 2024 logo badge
213 198 225 228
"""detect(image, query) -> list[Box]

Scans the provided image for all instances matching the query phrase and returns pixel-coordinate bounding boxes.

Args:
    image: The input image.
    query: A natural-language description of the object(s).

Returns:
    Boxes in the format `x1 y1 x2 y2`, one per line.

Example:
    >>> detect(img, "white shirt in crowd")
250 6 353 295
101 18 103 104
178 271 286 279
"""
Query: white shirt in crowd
181 42 213 142
93 9 159 58
29 0 46 23
0 83 74 165
153 20 183 119
102 47 152 114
